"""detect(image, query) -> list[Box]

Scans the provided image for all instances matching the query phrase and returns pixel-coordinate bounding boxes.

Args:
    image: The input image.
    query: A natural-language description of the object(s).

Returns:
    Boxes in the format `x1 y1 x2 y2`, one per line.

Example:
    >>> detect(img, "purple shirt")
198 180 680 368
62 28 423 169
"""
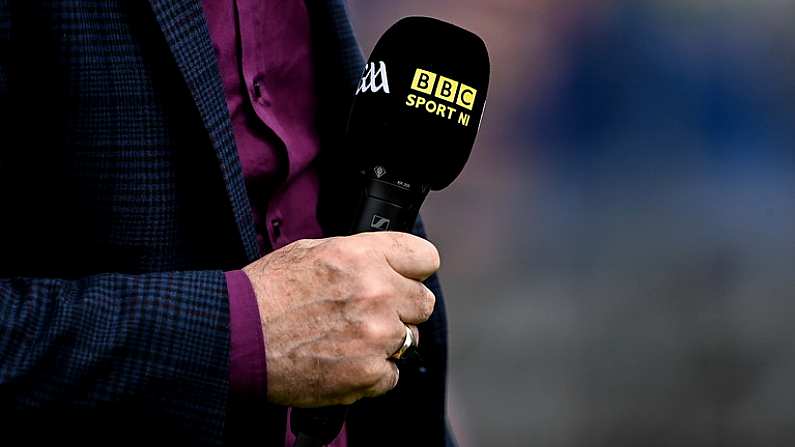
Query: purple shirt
202 0 346 445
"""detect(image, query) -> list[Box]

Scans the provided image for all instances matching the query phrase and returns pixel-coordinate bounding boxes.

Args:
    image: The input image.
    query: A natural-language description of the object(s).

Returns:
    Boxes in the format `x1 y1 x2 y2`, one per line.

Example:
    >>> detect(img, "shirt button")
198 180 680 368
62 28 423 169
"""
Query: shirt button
252 75 272 107
271 219 282 239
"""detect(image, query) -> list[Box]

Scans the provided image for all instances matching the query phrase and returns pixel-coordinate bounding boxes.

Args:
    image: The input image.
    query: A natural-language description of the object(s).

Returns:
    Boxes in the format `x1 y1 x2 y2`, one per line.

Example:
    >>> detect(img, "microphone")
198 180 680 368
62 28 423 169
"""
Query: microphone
347 16 490 235
292 16 490 446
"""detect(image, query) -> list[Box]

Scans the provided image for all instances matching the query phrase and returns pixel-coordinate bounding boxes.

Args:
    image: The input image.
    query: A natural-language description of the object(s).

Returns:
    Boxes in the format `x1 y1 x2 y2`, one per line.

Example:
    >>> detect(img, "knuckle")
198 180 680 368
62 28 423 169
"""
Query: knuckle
329 237 373 267
316 241 357 274
390 319 406 340
343 235 371 256
289 238 323 255
357 278 392 302
354 361 383 388
360 318 390 342
318 238 346 259
283 238 306 250
418 287 436 320
364 362 385 385
367 365 398 397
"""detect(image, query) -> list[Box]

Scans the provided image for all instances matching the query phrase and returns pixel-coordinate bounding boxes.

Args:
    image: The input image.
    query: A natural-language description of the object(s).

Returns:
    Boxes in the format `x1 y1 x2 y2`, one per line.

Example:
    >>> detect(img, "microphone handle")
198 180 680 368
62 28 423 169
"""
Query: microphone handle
351 175 428 234
290 174 429 446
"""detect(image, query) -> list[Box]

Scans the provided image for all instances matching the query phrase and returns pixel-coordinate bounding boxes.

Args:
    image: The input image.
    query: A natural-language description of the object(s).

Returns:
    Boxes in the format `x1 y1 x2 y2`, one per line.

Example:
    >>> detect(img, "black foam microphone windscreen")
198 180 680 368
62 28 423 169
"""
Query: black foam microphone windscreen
348 16 490 192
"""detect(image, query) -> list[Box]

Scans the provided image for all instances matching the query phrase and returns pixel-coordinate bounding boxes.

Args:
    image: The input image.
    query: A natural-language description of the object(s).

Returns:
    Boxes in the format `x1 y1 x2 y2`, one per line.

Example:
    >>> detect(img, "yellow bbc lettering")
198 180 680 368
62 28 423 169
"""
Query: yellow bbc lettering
434 76 459 103
410 68 478 112
456 84 477 111
411 69 436 95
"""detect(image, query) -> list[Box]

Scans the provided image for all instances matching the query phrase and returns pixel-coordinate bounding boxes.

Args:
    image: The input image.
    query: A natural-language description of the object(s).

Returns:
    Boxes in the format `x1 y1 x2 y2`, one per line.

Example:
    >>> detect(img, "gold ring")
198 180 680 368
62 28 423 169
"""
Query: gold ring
391 325 415 360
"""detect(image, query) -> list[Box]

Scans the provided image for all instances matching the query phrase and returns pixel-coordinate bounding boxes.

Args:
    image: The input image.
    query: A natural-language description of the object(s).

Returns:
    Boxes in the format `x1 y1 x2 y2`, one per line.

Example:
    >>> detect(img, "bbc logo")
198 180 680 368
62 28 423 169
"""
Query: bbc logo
410 68 477 111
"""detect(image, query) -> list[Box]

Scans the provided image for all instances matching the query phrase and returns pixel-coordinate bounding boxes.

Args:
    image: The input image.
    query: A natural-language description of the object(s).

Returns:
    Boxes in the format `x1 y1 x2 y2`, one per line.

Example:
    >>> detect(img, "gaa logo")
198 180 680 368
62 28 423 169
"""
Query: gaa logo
356 61 391 95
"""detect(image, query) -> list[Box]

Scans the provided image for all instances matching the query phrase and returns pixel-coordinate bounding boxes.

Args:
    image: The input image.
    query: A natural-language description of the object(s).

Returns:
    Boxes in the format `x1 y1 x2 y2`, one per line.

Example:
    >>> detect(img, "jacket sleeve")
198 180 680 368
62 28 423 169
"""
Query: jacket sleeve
0 271 232 446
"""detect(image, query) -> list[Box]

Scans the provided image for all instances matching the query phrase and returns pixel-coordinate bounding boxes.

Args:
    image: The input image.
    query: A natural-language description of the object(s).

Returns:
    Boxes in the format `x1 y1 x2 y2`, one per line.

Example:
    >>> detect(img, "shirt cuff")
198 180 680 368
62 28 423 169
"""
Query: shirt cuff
225 270 267 400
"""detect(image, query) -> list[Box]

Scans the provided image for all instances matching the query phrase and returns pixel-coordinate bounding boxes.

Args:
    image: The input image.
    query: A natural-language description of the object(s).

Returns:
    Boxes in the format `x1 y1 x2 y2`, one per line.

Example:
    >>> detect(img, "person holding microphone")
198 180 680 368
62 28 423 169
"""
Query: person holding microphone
0 1 454 446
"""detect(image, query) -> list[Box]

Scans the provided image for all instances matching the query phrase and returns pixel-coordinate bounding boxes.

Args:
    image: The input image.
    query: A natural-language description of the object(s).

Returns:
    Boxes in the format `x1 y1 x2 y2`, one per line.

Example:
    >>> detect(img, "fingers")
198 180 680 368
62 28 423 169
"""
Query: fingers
409 324 420 348
364 361 400 398
391 276 436 325
360 232 440 281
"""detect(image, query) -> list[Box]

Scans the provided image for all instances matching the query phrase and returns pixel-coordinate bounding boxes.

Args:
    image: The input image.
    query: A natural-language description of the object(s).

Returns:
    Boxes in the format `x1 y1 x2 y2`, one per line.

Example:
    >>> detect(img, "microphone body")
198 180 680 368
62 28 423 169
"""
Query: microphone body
351 167 429 234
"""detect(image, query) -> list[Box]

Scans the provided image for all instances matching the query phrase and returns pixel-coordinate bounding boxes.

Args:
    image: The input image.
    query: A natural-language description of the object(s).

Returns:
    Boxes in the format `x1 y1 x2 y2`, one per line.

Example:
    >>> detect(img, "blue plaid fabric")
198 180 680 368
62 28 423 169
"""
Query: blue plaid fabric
0 0 453 445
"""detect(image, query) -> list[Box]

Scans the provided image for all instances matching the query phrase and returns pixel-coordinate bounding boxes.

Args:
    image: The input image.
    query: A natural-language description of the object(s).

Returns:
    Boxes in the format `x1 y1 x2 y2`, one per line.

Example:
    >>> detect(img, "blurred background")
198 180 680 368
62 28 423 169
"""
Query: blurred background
349 1 795 446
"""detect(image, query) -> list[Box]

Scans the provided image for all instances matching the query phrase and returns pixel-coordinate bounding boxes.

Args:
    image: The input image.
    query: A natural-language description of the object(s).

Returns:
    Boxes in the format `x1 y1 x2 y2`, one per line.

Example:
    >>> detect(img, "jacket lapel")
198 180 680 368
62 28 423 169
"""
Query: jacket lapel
307 0 368 235
147 0 259 263
309 0 365 91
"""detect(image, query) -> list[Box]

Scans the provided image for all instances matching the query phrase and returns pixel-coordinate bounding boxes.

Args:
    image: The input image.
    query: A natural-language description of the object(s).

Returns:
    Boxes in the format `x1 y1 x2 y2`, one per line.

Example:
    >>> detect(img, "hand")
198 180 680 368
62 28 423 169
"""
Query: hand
242 232 439 408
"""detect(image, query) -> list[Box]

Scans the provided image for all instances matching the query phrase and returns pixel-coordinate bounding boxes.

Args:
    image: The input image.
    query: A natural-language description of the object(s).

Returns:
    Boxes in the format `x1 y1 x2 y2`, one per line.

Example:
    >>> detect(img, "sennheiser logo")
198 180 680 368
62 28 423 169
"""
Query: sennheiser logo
405 68 477 127
370 215 391 231
356 61 391 95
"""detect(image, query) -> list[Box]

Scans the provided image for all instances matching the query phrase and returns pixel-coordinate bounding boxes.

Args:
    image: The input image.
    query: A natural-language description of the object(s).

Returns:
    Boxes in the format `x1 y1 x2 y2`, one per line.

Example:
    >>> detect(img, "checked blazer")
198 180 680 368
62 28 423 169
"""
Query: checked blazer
0 0 453 446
